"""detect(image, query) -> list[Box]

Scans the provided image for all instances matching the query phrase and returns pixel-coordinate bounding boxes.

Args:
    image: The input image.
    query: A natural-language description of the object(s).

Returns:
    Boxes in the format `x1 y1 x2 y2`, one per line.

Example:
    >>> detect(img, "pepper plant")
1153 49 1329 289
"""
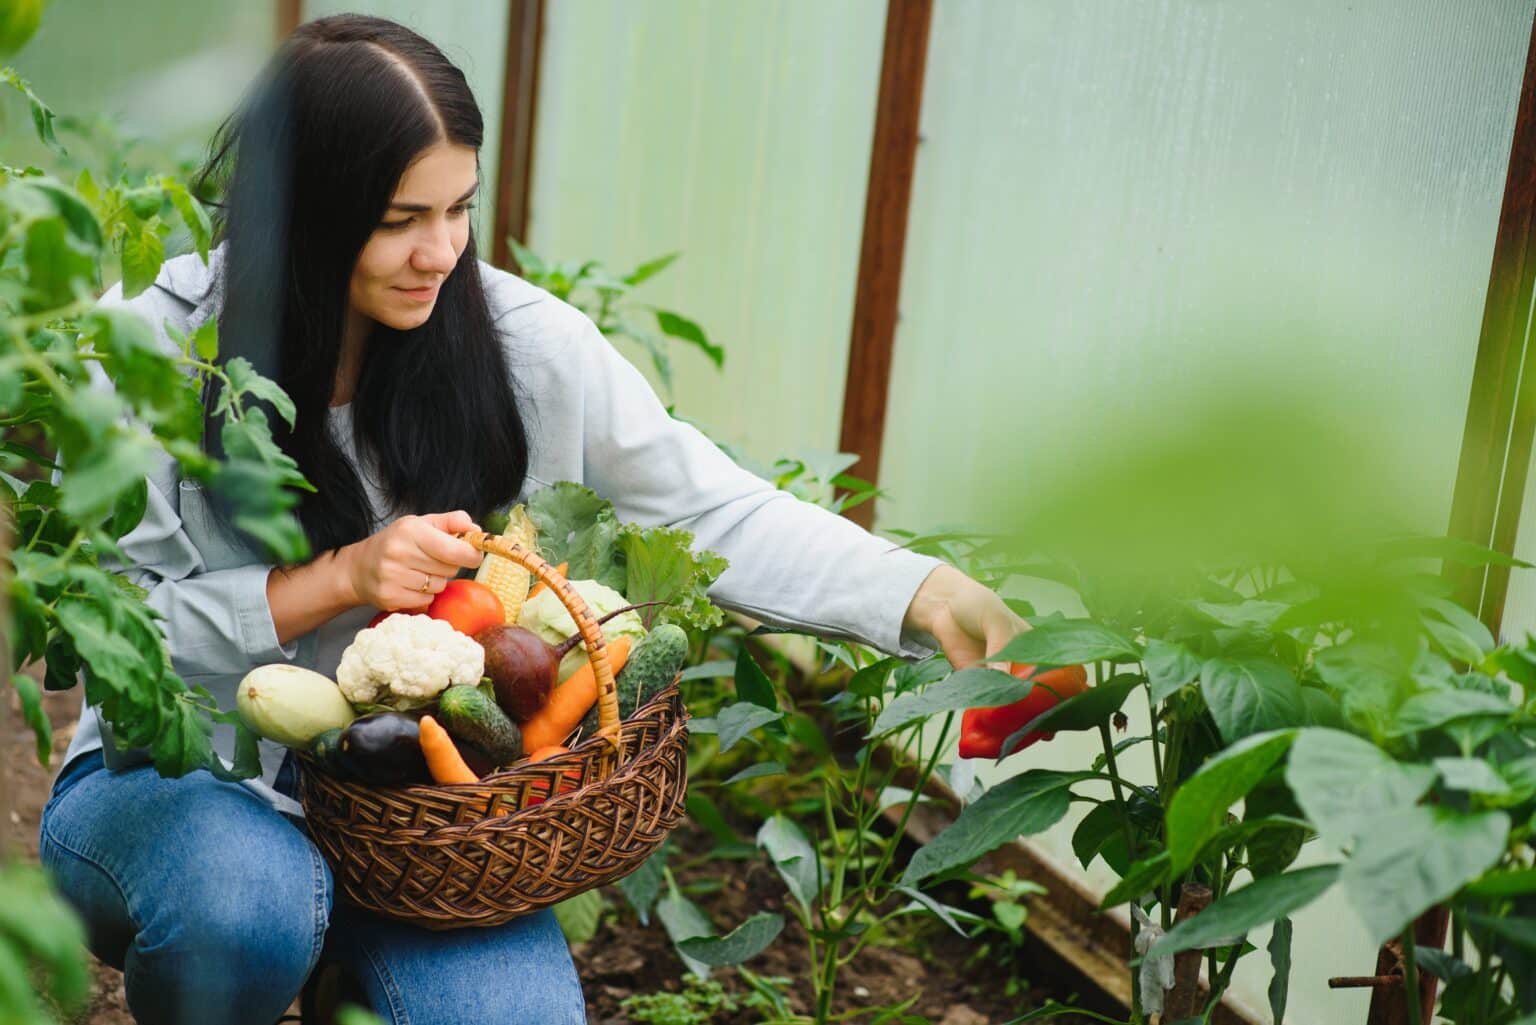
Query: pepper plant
885 538 1536 1025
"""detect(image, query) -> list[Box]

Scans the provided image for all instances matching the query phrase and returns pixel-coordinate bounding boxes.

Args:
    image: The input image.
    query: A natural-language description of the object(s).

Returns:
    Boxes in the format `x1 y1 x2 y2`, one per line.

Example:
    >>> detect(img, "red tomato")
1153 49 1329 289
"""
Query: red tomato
525 748 581 806
426 579 505 637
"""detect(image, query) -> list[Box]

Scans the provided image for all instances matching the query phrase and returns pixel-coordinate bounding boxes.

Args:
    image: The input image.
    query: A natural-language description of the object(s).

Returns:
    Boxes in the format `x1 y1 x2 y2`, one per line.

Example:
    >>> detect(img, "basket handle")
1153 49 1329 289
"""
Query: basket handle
457 529 624 757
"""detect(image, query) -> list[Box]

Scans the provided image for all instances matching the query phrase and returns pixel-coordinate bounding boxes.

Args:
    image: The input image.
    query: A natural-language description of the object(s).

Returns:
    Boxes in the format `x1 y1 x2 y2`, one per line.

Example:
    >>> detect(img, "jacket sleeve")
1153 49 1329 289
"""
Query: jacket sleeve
564 313 944 658
100 462 300 678
75 282 301 680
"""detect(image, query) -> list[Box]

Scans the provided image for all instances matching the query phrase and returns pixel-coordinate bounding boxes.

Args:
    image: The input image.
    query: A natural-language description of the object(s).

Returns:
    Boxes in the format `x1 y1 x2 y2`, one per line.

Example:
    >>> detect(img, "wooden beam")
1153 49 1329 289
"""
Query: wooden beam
492 0 545 271
1445 11 1536 633
838 0 934 529
276 0 302 40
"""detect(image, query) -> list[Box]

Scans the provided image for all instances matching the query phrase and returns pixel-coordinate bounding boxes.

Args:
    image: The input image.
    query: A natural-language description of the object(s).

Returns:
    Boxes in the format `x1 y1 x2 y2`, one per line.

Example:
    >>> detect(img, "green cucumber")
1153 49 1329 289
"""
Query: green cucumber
580 624 688 735
438 683 523 767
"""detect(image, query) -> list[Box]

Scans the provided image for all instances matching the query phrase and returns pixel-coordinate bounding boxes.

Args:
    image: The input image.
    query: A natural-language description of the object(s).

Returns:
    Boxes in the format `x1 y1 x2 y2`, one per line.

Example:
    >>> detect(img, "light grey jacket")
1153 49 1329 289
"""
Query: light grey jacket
60 245 942 814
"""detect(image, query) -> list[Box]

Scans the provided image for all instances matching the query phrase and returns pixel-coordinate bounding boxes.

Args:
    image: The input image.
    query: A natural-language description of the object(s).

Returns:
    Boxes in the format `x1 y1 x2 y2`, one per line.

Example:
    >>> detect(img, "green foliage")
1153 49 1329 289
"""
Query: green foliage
553 888 611 945
3 66 311 779
880 521 1536 1023
619 976 740 1025
509 239 721 400
526 481 729 632
0 861 89 1025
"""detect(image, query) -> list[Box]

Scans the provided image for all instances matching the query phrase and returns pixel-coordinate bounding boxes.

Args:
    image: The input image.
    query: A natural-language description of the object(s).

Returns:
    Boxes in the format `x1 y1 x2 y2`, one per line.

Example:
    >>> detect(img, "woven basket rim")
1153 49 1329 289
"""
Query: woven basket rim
295 680 685 798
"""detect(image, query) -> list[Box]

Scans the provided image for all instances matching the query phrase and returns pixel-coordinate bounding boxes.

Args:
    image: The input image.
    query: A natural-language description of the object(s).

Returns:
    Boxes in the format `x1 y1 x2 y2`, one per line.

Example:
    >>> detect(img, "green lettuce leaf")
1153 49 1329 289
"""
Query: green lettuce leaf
620 523 729 632
527 481 625 590
527 482 728 633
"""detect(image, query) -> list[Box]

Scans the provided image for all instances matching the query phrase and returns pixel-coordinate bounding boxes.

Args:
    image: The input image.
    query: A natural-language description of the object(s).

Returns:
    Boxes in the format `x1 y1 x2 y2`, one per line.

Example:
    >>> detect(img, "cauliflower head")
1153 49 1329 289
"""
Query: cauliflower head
336 614 484 707
516 579 646 682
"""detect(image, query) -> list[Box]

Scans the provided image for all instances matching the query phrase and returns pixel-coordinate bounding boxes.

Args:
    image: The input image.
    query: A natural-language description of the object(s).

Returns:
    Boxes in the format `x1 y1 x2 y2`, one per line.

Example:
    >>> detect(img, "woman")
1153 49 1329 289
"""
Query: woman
39 14 1023 1025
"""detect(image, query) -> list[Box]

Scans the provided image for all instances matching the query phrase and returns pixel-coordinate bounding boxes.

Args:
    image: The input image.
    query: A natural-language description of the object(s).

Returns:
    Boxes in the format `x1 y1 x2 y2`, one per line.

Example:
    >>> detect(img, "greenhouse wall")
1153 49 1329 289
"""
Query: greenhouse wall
10 2 1536 1020
522 0 1536 1020
526 0 887 471
303 0 512 247
874 2 1535 1023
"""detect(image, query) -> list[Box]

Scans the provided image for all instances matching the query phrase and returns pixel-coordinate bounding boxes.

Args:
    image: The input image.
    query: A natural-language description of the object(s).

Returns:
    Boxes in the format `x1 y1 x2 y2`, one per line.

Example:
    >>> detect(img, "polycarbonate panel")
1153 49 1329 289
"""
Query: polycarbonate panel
302 0 511 246
889 3 1532 1023
5 1 272 172
528 0 887 469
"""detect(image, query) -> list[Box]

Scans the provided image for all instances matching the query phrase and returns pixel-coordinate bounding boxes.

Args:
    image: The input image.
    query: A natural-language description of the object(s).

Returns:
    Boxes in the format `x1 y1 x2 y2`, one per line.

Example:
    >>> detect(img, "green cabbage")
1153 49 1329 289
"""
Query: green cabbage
516 578 647 682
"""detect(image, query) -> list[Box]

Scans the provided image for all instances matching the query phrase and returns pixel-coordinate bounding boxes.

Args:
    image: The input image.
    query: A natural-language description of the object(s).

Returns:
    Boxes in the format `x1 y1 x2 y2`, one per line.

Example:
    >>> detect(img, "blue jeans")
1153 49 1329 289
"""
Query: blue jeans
39 752 586 1025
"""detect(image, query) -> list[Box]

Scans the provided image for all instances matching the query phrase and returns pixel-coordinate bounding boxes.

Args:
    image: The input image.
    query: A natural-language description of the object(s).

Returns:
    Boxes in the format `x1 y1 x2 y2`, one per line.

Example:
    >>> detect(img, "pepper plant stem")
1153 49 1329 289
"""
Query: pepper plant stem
1402 927 1424 1025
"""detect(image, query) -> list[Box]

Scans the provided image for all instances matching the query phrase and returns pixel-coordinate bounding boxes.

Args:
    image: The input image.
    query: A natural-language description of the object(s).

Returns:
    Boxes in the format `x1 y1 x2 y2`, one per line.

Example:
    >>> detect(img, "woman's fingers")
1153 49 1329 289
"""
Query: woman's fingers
414 511 484 569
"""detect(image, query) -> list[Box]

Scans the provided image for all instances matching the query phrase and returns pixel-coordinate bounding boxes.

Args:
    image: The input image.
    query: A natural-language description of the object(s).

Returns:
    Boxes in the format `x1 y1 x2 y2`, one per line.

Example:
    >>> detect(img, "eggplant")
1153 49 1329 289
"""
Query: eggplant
337 712 430 785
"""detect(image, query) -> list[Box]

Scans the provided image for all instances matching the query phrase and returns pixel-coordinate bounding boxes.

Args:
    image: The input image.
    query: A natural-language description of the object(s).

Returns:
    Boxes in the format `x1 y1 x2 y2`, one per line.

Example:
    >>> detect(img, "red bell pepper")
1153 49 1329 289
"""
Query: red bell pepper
958 663 1089 759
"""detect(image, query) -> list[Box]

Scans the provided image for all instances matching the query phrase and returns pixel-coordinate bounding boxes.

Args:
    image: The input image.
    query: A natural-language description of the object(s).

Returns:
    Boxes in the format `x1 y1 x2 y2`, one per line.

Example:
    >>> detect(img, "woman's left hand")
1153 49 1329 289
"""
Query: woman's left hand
903 563 1028 670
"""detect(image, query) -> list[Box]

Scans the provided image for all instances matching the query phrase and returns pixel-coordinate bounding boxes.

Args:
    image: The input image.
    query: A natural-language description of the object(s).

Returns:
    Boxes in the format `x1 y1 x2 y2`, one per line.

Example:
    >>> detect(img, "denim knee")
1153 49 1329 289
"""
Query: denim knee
123 842 334 1025
39 759 336 1025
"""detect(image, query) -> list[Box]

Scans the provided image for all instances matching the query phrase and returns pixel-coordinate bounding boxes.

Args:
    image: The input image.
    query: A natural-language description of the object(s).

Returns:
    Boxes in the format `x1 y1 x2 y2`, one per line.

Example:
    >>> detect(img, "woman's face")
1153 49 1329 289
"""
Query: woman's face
349 141 479 331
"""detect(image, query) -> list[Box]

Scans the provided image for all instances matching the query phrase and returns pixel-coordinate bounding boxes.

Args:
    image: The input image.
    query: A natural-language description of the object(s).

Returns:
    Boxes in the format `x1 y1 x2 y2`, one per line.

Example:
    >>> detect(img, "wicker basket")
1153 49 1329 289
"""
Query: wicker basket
296 529 690 930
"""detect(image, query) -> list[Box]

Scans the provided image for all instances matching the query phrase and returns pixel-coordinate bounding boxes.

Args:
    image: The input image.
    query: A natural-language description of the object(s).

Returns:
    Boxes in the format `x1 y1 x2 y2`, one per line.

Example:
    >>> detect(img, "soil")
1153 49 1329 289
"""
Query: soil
5 686 1108 1025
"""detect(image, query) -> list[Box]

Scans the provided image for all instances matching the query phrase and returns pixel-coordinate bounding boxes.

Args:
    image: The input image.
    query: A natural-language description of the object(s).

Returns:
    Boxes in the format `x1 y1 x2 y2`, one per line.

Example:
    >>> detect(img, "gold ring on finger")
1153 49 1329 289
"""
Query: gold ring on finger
420 573 432 593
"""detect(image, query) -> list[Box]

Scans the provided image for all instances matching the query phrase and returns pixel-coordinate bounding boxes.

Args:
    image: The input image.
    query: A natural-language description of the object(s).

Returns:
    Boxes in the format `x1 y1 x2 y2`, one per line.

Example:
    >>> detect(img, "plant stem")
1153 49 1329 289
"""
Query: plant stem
864 713 954 895
1098 722 1137 862
1099 716 1145 1025
1401 927 1424 1025
1202 941 1247 1022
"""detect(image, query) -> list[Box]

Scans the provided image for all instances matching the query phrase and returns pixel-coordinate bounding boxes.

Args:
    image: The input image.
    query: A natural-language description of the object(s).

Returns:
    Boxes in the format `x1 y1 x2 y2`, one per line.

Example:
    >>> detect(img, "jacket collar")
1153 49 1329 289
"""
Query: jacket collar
158 242 228 331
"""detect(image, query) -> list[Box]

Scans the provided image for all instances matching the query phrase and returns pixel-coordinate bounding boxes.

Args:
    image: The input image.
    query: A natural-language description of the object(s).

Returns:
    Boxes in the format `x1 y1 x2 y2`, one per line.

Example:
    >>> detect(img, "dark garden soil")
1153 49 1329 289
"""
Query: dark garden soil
6 685 1109 1025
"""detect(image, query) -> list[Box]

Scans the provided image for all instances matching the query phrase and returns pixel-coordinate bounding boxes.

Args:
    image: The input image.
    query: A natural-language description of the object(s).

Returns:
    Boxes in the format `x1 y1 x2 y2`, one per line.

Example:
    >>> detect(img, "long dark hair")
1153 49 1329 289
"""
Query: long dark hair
192 13 529 557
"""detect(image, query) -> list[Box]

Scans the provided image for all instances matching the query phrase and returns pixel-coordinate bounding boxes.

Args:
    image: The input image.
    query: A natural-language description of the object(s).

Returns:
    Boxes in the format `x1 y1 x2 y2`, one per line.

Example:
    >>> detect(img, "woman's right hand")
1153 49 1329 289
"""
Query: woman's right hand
337 510 485 612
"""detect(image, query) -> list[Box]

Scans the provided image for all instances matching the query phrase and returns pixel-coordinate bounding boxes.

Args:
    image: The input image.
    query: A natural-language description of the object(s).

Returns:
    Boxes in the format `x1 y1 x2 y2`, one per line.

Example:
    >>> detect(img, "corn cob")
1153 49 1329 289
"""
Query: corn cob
474 504 539 622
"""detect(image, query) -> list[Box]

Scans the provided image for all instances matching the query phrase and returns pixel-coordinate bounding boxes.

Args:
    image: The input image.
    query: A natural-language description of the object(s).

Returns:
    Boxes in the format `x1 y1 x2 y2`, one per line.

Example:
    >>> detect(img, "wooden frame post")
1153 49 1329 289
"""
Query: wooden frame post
1445 12 1536 632
1365 12 1536 1025
492 0 545 271
838 0 934 529
277 0 302 40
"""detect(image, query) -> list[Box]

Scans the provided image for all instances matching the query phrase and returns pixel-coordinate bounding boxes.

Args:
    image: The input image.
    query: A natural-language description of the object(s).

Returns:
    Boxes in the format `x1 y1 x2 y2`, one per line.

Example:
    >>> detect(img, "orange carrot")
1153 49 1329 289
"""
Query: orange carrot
528 745 570 761
520 635 632 751
419 715 479 785
527 562 568 600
